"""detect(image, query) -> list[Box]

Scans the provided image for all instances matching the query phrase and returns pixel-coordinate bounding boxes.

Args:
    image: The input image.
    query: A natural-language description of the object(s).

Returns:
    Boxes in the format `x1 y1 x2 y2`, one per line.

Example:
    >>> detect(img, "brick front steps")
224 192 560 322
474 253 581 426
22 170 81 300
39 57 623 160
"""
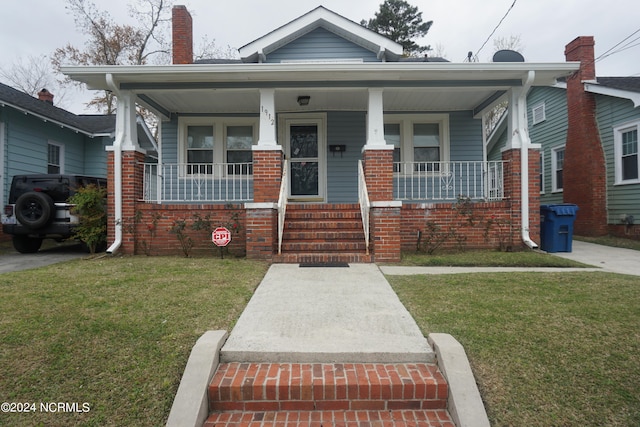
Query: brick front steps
273 204 372 264
205 362 454 427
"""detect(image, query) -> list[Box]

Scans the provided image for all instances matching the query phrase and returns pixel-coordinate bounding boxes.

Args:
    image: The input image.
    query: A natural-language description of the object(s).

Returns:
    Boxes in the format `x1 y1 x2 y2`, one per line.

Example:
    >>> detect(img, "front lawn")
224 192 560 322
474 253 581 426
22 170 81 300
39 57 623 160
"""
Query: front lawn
389 271 640 427
0 256 268 426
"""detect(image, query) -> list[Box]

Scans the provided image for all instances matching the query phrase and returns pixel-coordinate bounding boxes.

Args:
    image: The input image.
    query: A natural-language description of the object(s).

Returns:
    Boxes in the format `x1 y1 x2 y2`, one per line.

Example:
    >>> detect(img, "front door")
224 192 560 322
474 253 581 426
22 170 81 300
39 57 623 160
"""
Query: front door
284 115 326 201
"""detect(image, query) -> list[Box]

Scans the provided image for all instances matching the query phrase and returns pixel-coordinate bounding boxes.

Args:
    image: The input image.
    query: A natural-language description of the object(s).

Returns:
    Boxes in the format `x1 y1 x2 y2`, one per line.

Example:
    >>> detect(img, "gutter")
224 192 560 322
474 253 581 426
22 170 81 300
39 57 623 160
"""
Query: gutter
518 71 538 249
105 73 122 254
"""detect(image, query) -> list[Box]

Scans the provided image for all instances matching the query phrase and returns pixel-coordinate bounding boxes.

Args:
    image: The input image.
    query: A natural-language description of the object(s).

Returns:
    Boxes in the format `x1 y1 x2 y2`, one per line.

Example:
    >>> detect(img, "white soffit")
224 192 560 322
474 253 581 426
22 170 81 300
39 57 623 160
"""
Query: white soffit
584 83 640 108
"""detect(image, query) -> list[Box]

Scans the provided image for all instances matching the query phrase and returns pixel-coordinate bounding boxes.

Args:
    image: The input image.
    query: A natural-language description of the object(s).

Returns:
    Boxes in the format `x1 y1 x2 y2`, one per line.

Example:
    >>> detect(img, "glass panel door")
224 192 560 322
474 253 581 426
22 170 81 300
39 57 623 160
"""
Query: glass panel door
286 118 325 201
290 125 319 197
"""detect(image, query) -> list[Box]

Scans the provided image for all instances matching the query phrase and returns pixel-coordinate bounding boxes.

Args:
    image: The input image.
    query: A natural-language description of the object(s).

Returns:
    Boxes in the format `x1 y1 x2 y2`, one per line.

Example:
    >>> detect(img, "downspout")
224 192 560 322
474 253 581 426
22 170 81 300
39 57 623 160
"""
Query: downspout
106 73 123 254
518 70 538 249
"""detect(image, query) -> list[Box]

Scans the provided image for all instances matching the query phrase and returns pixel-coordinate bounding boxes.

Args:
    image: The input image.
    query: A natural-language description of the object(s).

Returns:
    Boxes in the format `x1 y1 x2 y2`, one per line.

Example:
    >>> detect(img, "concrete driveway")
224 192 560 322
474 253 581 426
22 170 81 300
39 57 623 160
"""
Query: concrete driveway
551 240 640 276
0 242 87 273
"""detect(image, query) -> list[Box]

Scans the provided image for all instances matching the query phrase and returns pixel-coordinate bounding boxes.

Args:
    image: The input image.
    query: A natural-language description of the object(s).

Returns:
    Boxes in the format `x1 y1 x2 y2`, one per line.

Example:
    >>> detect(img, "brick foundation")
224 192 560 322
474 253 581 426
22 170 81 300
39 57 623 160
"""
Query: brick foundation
400 201 518 252
246 207 277 261
131 203 246 257
371 206 402 262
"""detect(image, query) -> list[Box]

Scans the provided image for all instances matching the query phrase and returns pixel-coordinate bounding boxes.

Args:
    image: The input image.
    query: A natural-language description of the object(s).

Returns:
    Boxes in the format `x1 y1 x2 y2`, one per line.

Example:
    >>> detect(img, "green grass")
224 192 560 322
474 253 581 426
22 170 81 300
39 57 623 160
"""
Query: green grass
389 271 640 427
2 246 638 426
0 256 268 427
399 249 590 267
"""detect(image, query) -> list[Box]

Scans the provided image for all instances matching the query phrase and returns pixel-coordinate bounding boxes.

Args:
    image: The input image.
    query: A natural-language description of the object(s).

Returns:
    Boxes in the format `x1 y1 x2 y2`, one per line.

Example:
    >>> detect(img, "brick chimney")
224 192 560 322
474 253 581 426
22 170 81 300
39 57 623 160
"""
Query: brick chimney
563 36 608 236
37 88 54 105
172 5 193 64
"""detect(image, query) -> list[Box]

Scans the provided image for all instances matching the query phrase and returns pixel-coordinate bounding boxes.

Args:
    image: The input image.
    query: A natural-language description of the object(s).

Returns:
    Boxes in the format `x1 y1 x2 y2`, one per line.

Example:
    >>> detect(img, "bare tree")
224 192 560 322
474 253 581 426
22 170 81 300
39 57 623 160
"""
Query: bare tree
493 35 523 53
0 55 70 108
52 0 174 113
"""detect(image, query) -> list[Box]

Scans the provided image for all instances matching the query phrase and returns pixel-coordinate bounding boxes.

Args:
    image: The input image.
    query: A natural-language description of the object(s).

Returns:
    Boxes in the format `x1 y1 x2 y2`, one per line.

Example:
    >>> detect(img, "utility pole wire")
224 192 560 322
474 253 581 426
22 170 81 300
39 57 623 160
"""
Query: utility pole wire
595 28 640 62
469 0 517 61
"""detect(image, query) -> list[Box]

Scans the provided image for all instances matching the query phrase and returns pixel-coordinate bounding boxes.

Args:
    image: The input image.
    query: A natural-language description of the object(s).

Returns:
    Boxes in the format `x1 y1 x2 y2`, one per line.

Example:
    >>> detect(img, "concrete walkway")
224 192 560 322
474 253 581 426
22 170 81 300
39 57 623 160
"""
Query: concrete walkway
221 263 434 363
552 240 640 276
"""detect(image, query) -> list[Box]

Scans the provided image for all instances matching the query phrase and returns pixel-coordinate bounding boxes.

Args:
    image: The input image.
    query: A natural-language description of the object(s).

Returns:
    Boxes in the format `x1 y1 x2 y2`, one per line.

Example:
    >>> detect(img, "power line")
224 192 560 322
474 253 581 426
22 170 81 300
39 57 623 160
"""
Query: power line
468 0 518 61
595 28 640 62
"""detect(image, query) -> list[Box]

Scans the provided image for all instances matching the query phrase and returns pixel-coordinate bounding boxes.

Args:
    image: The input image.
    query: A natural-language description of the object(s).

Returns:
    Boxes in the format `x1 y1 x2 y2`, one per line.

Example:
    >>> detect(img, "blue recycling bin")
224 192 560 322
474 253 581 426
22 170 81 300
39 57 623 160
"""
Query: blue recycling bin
540 204 579 253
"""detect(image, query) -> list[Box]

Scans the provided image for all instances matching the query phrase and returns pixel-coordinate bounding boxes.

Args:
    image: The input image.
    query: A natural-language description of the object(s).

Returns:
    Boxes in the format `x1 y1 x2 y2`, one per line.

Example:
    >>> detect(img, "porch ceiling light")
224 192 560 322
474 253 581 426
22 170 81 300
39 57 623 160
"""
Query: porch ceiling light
297 95 311 106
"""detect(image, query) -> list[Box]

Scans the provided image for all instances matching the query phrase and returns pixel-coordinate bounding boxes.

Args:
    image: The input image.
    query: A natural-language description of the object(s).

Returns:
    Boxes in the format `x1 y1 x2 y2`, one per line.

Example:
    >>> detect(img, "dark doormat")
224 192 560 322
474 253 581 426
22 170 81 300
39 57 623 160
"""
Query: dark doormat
299 262 350 268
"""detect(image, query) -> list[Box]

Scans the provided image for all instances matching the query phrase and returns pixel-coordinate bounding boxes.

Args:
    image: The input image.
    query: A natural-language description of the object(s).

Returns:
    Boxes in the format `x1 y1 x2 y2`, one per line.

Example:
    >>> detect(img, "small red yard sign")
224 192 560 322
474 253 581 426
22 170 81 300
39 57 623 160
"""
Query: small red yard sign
212 227 231 247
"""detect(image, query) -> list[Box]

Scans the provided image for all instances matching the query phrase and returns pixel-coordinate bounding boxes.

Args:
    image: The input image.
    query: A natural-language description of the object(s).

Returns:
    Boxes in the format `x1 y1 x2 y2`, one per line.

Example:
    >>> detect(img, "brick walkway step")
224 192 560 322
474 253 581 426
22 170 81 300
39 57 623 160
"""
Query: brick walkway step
204 409 455 426
209 363 448 412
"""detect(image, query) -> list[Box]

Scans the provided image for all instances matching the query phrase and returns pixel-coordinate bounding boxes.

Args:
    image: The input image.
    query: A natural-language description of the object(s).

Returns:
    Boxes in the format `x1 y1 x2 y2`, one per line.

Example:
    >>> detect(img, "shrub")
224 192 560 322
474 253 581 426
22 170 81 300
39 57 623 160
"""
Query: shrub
69 184 107 254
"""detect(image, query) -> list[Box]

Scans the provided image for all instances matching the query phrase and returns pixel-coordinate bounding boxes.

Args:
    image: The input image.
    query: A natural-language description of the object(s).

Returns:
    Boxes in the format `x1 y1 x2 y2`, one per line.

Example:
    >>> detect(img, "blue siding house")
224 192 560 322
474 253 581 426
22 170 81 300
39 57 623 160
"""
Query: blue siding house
491 36 640 240
62 6 578 261
0 82 156 234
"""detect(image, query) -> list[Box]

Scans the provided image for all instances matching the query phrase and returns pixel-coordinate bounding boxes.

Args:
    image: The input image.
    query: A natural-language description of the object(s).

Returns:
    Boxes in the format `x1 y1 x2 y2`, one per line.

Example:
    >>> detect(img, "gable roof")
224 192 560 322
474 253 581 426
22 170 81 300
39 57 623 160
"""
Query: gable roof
0 81 157 156
0 81 115 136
238 6 404 62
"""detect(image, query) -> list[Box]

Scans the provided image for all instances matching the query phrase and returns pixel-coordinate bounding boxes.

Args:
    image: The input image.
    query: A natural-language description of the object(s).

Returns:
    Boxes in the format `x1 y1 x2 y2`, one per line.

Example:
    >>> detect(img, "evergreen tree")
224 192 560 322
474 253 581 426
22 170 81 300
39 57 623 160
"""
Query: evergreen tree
361 0 433 56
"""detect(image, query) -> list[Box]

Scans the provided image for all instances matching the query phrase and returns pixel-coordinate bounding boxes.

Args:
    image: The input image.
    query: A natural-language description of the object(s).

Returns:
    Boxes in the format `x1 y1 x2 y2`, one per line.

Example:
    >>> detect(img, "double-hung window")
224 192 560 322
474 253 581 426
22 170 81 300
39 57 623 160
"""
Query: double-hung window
226 125 254 175
413 123 441 172
48 142 64 174
179 118 257 176
614 121 640 184
186 125 214 174
551 146 565 192
384 114 449 173
384 123 401 172
539 151 545 194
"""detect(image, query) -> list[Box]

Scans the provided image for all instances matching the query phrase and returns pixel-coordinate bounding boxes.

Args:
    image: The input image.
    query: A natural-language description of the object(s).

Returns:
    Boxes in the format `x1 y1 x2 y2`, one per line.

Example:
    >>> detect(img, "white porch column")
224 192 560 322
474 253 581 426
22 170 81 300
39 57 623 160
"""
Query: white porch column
115 90 139 151
257 89 279 147
365 88 388 147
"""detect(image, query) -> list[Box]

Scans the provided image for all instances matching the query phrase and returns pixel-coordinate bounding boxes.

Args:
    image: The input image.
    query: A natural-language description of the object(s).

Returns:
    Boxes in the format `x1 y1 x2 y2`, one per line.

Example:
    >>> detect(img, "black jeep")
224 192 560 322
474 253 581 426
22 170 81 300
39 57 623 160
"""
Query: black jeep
2 174 107 253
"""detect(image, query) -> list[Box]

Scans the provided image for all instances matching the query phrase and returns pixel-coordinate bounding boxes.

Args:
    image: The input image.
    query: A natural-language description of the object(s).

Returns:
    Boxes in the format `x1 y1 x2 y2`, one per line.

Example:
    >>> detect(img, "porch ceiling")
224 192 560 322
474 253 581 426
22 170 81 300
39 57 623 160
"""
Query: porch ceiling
62 62 580 118
136 86 504 116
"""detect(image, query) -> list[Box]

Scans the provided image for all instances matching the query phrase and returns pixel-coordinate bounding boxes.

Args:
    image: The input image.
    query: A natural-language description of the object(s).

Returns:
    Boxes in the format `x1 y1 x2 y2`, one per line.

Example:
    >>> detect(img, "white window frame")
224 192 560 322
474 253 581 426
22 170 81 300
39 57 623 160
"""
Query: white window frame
551 145 565 193
531 102 546 125
539 151 545 194
384 114 450 173
178 117 258 177
614 120 640 185
47 141 64 174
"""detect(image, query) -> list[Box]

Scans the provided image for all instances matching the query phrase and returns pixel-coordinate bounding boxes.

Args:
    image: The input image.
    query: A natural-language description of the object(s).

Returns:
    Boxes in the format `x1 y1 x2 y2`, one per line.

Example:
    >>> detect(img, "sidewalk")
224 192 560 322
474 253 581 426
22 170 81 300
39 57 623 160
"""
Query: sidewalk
220 263 434 363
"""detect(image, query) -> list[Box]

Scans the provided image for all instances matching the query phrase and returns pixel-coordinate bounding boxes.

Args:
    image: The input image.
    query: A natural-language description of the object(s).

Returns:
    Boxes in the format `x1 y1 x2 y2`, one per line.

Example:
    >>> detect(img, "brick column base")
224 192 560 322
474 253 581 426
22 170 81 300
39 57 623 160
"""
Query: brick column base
107 149 145 254
253 149 283 203
245 206 277 261
362 148 394 202
371 204 402 263
502 148 541 248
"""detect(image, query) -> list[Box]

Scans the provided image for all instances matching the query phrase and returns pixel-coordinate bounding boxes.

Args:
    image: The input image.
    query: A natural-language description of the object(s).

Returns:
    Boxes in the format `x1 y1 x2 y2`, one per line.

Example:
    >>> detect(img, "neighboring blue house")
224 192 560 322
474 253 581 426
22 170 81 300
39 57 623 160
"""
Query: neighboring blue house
0 82 156 220
489 36 640 240
62 6 578 261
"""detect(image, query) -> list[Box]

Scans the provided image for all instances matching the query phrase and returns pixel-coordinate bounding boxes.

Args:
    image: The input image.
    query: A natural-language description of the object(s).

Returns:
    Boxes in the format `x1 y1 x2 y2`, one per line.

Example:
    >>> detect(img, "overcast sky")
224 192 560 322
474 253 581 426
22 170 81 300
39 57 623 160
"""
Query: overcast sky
1 0 639 113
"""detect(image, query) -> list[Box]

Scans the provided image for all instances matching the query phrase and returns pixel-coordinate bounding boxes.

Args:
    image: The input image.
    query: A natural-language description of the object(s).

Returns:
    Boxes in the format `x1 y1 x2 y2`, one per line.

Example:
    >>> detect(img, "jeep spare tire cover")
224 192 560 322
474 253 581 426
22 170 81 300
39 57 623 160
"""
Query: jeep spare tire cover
15 191 55 229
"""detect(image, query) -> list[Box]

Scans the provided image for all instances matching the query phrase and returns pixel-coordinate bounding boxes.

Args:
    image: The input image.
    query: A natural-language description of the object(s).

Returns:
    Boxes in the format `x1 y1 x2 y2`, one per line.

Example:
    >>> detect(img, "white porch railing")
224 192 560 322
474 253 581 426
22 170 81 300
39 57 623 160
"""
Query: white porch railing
393 160 507 201
143 163 253 203
277 160 289 255
357 160 370 255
